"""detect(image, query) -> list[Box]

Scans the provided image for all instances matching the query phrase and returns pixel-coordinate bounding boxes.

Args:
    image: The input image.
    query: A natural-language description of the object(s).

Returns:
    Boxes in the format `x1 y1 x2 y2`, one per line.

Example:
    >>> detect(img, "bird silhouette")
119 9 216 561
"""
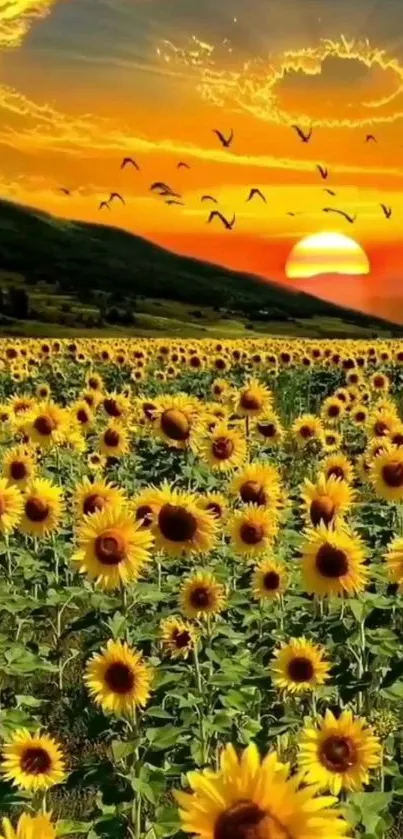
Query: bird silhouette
150 182 175 195
201 195 218 203
286 211 301 216
207 210 235 230
323 188 336 196
108 192 125 205
177 161 190 169
121 157 140 170
58 187 71 195
292 124 312 143
212 128 234 148
316 164 328 180
380 203 392 219
323 208 356 224
366 134 376 142
247 188 266 203
165 199 184 206
99 201 111 211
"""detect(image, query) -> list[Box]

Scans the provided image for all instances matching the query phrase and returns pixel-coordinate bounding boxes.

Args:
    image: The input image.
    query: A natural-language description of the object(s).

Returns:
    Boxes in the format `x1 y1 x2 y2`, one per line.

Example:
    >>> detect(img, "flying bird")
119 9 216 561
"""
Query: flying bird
177 161 190 169
365 134 376 142
323 208 356 224
99 201 111 211
201 195 218 203
108 192 125 205
165 199 184 206
121 157 140 170
58 187 71 195
380 203 392 219
247 188 266 203
323 188 337 196
150 181 175 195
292 124 312 143
212 128 234 148
207 210 235 230
316 164 328 180
286 211 302 216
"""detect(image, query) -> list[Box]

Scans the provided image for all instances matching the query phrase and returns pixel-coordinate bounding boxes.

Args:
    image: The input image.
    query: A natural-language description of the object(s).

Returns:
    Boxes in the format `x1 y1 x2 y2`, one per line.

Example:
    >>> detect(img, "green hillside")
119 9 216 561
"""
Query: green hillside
0 198 400 339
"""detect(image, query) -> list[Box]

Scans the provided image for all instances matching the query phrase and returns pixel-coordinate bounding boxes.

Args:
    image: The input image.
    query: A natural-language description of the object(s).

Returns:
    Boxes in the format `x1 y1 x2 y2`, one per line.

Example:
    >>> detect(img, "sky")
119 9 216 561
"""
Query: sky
3 0 403 321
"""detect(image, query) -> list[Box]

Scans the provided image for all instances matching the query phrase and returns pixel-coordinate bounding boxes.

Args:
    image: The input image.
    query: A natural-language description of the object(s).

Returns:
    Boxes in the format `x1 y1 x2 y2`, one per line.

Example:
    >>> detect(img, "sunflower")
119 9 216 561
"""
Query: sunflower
72 506 153 590
355 453 372 484
151 484 218 556
24 401 69 450
0 478 23 534
1 729 66 792
74 477 126 519
384 535 403 591
351 404 369 426
86 371 104 391
271 638 331 694
175 742 347 839
160 616 197 659
196 492 228 523
370 372 390 393
229 462 283 515
228 504 278 558
180 571 226 619
320 397 345 425
35 382 51 400
98 422 129 458
301 523 368 597
322 429 343 452
301 474 355 528
321 454 354 484
233 378 272 417
298 709 381 794
370 446 403 501
211 378 231 401
152 393 203 450
70 399 94 432
367 406 397 439
0 813 56 839
252 558 288 600
84 639 153 716
88 452 106 473
253 410 284 446
199 422 247 472
292 414 324 448
3 445 37 489
19 479 64 538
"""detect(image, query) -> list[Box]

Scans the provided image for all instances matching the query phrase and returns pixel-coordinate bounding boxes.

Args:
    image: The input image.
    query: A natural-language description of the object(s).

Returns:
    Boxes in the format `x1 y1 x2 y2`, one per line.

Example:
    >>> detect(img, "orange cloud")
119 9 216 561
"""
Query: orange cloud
0 0 57 48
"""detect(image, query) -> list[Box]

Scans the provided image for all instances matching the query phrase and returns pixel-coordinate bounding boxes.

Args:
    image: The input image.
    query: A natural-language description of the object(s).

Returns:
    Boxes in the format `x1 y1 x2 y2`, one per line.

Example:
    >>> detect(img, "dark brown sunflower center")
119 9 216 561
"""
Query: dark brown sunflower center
393 434 403 446
299 425 314 439
190 586 212 609
160 409 190 441
104 661 135 694
257 422 276 438
214 800 289 839
89 377 99 389
319 735 357 772
172 629 192 649
310 496 336 526
158 503 197 542
206 502 222 518
135 504 154 528
240 481 267 506
25 497 49 523
355 411 366 422
327 467 345 480
287 656 314 682
315 544 349 578
104 398 122 417
263 571 280 591
240 523 264 546
77 408 89 424
83 493 106 516
104 429 120 448
10 460 27 480
240 392 261 412
327 404 340 417
212 437 234 460
373 376 385 388
374 421 388 436
95 529 126 565
20 746 52 775
34 415 56 436
382 462 403 488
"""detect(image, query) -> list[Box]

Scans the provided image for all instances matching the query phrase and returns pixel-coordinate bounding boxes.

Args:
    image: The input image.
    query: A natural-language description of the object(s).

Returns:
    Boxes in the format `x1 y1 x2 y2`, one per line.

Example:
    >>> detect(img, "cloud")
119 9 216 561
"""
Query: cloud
0 0 57 48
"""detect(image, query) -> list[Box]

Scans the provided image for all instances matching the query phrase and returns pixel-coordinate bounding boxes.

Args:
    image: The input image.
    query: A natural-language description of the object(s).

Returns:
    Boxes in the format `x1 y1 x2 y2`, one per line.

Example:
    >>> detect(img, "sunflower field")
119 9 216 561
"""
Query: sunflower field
3 337 403 839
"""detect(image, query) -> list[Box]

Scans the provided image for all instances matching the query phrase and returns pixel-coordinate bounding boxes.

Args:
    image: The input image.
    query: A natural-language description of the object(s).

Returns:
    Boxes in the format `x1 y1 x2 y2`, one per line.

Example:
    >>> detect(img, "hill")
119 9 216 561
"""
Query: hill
0 198 400 339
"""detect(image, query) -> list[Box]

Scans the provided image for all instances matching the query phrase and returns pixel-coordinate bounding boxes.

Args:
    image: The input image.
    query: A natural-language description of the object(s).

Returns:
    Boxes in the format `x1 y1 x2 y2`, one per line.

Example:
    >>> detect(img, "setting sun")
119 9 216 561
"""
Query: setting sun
285 232 371 279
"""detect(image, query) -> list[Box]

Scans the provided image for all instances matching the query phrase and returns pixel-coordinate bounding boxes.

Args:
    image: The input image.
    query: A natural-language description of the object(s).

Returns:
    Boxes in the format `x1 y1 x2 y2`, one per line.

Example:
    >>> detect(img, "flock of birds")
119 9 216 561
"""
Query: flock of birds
57 126 393 231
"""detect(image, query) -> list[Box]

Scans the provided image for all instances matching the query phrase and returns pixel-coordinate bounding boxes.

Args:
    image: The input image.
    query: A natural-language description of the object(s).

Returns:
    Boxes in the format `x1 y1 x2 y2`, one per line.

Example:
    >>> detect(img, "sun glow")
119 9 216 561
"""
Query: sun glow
285 232 370 279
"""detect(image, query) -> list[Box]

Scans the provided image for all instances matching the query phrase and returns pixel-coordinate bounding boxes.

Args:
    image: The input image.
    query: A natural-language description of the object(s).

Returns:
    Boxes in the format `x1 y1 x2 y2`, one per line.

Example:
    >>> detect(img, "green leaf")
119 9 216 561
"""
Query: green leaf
57 821 93 836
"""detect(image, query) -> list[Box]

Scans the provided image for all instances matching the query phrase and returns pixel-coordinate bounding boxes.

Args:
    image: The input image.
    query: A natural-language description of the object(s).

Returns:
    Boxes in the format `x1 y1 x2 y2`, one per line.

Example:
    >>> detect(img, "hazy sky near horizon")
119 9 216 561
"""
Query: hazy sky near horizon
3 0 403 319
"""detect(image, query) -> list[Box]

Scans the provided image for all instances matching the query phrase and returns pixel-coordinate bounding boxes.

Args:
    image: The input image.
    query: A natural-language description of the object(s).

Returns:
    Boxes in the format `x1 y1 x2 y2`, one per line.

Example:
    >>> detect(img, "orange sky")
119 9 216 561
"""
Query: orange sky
3 1 403 321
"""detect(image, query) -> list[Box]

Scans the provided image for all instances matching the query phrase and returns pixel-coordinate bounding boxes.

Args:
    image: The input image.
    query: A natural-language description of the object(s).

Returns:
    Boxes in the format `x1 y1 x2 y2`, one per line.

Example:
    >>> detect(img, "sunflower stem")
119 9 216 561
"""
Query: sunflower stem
357 617 366 714
193 643 207 765
4 534 12 580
